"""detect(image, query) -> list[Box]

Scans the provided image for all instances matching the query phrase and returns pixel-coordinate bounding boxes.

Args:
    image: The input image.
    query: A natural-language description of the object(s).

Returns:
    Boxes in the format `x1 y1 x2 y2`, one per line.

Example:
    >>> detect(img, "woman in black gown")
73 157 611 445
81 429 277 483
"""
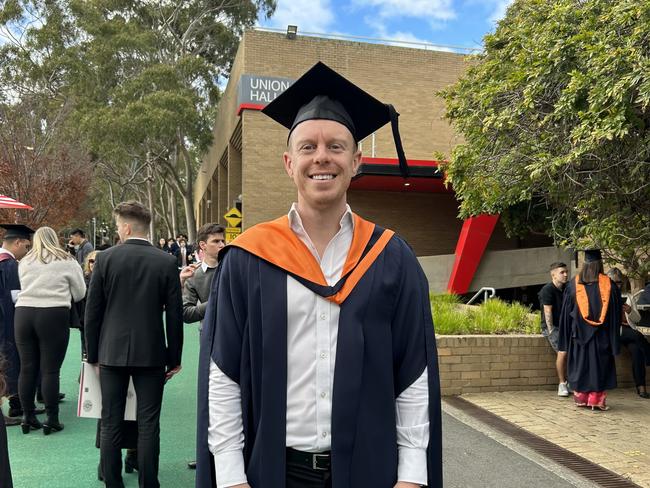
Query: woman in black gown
558 250 622 410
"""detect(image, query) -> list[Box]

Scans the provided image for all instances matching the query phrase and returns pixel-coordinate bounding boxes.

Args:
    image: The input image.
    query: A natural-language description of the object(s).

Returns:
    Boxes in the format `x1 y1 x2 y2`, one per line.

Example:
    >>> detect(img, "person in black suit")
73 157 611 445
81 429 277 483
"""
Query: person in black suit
85 201 183 488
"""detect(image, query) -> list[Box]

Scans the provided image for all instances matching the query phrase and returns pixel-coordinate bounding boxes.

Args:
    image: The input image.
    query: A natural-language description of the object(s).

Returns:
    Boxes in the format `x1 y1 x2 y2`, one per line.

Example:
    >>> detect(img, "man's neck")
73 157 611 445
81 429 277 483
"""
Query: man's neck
552 279 565 290
127 234 148 241
203 255 218 268
295 200 347 256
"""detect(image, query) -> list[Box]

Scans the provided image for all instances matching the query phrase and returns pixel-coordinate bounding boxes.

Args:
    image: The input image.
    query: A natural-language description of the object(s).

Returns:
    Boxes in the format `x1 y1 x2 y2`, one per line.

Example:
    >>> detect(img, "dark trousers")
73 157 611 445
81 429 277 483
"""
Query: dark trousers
286 453 331 488
14 307 70 416
99 365 165 488
621 326 650 387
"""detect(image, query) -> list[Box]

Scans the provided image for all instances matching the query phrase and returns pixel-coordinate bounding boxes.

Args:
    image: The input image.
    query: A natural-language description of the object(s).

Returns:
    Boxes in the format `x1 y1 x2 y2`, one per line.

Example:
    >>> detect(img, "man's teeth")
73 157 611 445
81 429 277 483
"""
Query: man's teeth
311 174 334 180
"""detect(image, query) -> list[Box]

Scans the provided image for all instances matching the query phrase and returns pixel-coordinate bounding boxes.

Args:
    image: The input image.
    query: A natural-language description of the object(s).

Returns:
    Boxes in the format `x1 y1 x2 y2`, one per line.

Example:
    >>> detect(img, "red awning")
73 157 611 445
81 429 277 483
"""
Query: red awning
0 194 33 210
350 157 451 193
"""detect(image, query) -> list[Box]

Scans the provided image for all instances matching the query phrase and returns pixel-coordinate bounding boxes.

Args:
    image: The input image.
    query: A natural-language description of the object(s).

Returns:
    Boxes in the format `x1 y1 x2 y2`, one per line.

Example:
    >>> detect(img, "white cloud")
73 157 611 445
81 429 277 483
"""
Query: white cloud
488 0 513 22
261 0 336 33
464 0 514 24
353 0 456 23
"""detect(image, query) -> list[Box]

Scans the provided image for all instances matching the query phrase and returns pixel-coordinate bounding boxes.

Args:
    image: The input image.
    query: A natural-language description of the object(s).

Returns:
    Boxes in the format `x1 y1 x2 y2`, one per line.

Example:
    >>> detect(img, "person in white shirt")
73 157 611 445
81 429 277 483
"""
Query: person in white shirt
196 62 442 488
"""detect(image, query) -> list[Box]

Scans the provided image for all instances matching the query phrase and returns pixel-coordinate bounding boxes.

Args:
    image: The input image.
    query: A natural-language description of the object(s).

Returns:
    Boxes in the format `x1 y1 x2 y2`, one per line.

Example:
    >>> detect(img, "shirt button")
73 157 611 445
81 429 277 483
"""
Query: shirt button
322 431 328 438
320 352 327 359
320 313 326 320
320 391 327 398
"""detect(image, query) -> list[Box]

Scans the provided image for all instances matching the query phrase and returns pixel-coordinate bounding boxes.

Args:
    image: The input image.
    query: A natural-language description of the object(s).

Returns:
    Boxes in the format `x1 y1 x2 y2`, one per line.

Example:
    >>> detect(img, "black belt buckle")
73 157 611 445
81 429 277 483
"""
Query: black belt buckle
312 453 330 471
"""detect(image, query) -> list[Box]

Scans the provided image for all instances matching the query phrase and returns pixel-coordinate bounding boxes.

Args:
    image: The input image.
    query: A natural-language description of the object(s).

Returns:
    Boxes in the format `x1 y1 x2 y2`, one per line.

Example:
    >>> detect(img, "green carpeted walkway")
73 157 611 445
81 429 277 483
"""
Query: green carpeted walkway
3 325 201 487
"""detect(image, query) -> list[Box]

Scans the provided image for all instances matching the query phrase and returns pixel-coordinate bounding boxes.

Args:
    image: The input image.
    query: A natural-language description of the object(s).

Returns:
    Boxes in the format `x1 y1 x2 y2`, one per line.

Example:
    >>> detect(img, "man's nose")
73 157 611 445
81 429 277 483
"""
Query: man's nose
313 144 329 163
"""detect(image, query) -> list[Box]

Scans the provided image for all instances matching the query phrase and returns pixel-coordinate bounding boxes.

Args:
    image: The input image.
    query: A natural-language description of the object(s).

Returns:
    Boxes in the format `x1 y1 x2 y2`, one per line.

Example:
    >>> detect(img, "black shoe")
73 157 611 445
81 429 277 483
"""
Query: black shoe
42 415 64 435
124 451 138 473
4 416 22 427
21 414 42 434
637 388 650 399
187 461 197 470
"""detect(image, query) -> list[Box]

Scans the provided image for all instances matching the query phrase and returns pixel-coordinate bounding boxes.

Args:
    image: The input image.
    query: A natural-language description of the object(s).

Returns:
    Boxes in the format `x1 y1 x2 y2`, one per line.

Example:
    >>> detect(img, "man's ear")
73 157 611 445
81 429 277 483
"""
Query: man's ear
283 151 294 179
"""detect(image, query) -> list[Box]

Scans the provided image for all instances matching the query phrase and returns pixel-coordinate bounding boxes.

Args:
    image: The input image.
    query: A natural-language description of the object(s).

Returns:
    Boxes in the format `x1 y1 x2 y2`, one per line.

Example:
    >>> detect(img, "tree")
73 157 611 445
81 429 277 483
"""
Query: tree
0 99 92 229
0 0 276 242
69 0 276 242
441 0 650 280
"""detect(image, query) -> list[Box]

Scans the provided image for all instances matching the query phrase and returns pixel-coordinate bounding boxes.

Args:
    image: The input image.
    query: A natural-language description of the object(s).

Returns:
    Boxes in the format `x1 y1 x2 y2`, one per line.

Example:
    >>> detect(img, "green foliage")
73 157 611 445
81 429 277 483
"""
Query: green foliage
441 0 650 278
431 294 538 335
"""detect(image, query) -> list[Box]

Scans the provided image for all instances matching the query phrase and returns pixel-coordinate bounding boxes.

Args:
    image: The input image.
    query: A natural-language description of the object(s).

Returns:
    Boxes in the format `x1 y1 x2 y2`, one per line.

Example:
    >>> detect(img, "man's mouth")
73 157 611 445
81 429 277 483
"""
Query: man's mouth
309 174 336 180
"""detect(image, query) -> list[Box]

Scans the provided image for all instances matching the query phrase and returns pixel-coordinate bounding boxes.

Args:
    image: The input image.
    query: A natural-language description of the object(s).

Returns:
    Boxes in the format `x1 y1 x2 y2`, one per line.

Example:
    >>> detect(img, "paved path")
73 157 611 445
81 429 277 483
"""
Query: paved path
461 389 650 487
442 411 578 487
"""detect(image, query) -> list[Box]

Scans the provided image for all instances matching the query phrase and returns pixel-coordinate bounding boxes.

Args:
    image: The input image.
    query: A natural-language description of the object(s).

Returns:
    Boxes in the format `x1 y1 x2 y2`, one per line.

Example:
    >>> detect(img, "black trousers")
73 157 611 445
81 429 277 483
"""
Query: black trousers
286 456 331 488
14 307 70 416
620 326 650 387
99 365 165 488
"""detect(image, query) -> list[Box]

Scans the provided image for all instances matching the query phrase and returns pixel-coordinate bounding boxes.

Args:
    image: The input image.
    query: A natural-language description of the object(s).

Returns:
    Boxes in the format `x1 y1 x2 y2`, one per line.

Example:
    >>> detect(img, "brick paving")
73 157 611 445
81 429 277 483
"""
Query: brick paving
461 389 650 487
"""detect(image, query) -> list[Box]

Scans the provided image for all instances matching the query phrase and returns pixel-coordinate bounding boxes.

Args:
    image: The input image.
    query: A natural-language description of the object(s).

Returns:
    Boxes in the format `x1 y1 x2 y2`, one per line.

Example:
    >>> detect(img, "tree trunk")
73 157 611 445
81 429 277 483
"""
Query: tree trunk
145 158 155 242
169 185 178 238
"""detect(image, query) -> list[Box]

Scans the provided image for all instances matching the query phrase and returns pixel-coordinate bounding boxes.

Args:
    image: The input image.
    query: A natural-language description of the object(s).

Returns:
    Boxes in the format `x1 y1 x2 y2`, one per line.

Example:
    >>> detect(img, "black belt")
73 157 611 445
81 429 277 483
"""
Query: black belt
286 447 331 471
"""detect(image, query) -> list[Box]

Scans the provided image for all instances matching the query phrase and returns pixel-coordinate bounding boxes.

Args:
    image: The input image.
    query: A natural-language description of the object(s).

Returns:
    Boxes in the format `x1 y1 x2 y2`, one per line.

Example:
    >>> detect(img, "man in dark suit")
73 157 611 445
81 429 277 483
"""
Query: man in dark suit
85 201 183 488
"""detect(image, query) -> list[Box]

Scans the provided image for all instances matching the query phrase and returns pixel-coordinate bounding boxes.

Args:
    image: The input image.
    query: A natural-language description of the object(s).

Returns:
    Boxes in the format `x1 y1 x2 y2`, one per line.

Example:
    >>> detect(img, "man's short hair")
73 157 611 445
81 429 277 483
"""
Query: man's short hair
549 262 567 272
197 223 225 244
70 228 86 238
113 201 151 230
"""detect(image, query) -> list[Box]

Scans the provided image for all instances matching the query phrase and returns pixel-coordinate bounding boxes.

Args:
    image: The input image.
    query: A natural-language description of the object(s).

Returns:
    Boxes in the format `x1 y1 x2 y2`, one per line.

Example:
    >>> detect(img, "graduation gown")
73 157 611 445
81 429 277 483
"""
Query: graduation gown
558 276 621 392
196 214 442 488
0 413 13 488
0 254 20 396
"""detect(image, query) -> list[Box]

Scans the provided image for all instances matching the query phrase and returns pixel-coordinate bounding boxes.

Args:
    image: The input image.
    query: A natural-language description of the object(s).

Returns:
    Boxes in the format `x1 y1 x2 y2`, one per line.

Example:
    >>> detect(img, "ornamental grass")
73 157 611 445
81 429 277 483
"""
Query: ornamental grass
430 294 538 335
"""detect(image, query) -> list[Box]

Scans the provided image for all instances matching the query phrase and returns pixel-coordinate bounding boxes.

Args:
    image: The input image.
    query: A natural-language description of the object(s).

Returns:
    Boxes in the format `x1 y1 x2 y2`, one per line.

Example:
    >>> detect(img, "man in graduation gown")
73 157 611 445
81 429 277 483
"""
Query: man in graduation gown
0 224 34 426
196 62 442 488
558 250 621 410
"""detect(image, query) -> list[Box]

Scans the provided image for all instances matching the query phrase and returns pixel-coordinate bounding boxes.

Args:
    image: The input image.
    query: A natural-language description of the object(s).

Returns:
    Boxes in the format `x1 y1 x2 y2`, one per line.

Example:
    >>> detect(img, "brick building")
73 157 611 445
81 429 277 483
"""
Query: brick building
194 29 571 297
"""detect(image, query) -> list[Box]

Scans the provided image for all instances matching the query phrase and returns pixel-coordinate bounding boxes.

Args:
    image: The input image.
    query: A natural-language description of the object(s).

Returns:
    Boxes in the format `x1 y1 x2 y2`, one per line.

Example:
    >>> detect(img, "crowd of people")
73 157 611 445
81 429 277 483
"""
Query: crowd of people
539 254 650 410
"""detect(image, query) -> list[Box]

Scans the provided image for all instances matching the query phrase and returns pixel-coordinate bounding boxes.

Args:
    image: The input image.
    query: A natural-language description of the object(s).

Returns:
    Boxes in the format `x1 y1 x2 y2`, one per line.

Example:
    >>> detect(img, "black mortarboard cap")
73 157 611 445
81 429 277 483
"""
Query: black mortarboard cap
262 61 410 177
0 224 35 240
583 249 602 263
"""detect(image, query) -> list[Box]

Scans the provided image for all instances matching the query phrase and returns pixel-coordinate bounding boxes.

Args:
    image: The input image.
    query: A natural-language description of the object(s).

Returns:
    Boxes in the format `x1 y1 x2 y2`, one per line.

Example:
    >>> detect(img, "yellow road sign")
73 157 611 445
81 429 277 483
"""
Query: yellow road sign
224 207 242 228
225 227 242 243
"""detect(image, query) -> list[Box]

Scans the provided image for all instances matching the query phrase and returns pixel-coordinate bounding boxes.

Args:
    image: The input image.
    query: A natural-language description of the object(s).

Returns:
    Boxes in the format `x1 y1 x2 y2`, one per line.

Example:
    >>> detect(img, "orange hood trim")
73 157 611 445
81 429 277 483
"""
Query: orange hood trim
575 274 611 327
228 213 393 305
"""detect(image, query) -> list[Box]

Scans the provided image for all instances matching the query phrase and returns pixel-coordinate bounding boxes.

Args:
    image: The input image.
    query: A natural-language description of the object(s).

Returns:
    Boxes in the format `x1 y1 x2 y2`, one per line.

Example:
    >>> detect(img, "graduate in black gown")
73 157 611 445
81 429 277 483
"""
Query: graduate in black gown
558 250 621 410
0 224 34 425
196 62 442 488
0 355 14 487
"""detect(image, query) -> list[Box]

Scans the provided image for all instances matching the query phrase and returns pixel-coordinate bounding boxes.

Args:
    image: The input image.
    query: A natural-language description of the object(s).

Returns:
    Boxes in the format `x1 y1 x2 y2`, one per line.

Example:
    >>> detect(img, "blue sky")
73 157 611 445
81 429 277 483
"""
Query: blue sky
257 0 514 50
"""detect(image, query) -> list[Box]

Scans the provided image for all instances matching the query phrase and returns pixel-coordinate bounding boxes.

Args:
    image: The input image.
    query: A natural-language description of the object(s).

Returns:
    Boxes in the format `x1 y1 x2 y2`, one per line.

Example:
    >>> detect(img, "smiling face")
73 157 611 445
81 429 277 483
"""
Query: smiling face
283 119 361 213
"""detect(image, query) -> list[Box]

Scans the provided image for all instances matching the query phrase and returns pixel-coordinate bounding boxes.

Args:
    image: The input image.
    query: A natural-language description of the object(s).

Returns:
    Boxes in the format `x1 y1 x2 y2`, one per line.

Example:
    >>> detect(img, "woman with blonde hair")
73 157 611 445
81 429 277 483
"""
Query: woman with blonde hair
14 226 86 435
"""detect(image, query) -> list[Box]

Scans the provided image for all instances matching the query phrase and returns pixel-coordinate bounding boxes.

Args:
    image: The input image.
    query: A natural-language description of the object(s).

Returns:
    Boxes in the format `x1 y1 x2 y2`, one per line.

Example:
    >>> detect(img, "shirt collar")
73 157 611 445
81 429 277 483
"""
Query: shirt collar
287 203 354 236
126 237 150 243
201 261 218 273
0 247 16 259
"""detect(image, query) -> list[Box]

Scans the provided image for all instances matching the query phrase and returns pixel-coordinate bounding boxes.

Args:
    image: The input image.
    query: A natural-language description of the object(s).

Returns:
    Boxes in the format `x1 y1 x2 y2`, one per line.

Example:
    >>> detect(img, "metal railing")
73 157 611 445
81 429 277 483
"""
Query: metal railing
466 287 496 305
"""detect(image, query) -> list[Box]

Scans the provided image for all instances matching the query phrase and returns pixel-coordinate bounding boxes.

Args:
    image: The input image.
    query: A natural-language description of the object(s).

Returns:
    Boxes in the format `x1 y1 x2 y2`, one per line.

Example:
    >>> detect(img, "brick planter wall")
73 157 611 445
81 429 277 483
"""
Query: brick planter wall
436 335 637 396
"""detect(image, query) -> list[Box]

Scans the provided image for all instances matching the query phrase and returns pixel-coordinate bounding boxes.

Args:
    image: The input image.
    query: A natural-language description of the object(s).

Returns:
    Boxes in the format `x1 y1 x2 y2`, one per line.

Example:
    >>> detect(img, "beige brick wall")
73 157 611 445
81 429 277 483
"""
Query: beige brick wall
437 335 637 396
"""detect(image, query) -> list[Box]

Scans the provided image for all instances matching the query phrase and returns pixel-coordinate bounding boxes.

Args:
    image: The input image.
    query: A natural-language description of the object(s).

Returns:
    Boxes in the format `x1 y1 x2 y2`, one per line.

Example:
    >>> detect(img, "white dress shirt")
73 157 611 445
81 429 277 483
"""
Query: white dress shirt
0 248 20 303
208 204 430 487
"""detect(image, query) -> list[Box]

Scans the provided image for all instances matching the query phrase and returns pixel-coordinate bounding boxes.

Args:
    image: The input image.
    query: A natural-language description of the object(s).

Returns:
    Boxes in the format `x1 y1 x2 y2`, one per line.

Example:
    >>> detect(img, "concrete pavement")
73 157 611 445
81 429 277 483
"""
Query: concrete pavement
459 388 650 487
